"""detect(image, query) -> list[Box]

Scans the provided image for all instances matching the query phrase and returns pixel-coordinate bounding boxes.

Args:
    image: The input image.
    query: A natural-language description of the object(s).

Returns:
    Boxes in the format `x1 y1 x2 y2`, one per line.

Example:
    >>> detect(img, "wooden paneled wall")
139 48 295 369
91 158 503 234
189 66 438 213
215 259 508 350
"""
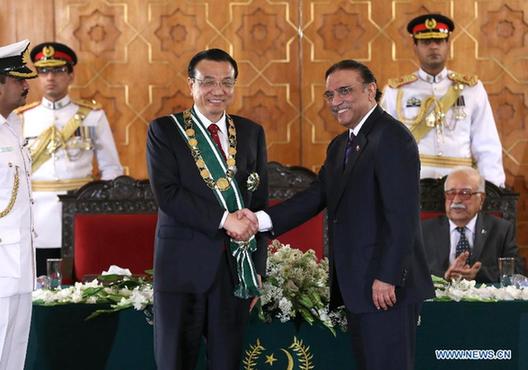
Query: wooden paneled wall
2 0 528 258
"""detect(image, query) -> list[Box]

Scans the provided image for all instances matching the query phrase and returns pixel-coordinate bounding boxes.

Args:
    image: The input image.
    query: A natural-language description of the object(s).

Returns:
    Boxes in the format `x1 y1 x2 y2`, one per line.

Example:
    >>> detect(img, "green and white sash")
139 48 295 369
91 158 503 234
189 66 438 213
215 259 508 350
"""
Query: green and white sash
171 108 260 299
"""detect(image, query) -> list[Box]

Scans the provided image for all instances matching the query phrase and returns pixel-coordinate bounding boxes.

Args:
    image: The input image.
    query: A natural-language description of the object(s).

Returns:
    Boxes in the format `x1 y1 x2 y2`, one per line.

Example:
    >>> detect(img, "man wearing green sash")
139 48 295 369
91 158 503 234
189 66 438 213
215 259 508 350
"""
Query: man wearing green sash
147 48 268 370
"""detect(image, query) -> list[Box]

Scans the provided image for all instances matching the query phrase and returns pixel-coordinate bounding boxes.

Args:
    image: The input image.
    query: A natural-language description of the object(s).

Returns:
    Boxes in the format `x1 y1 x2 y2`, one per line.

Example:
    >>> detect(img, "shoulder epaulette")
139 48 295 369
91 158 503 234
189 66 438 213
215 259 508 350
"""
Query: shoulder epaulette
387 74 418 88
448 72 478 87
13 101 40 115
74 98 102 110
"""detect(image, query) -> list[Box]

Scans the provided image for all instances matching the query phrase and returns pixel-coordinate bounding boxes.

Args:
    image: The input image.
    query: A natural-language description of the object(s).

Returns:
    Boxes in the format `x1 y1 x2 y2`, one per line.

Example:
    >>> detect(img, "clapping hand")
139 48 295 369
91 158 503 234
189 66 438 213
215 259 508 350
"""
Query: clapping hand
444 251 482 281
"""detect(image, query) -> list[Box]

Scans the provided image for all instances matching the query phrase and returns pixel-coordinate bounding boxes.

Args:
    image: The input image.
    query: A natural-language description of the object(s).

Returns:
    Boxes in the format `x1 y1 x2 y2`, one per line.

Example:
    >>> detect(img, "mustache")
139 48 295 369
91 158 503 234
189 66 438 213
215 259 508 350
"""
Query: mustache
450 203 466 210
331 104 351 114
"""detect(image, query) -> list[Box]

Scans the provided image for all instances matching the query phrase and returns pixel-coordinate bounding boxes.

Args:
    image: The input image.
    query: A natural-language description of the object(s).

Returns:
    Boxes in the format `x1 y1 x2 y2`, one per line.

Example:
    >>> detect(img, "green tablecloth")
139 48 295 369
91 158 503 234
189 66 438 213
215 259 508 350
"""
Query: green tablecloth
25 301 528 370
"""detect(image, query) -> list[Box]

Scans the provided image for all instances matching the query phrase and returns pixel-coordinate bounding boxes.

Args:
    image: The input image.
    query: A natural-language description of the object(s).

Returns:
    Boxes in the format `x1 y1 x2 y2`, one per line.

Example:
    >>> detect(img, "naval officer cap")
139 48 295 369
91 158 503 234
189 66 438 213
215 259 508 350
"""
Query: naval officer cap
407 13 455 40
0 39 37 79
30 42 78 68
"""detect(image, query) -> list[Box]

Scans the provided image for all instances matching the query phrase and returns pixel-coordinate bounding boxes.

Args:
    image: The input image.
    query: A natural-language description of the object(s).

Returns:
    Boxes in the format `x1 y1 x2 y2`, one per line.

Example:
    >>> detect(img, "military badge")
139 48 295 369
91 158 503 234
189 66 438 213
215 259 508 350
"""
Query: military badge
247 172 260 192
406 97 421 107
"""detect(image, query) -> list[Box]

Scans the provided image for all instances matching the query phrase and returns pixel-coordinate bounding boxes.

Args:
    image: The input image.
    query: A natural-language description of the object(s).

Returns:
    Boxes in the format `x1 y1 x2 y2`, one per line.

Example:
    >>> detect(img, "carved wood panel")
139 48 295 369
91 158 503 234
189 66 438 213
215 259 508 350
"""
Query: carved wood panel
2 0 528 259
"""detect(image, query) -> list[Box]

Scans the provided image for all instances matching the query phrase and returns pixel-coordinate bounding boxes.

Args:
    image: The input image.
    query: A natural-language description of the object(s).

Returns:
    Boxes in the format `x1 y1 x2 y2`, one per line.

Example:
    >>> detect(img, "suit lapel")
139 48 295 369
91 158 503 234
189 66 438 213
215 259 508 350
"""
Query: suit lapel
472 214 488 262
332 134 367 207
331 106 382 208
438 217 451 271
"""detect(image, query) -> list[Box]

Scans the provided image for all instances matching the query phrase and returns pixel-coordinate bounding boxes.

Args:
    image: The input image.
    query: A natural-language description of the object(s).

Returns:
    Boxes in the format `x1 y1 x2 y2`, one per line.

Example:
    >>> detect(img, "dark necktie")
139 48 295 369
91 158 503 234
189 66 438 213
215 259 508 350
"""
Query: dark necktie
207 123 226 160
343 132 355 168
455 226 471 260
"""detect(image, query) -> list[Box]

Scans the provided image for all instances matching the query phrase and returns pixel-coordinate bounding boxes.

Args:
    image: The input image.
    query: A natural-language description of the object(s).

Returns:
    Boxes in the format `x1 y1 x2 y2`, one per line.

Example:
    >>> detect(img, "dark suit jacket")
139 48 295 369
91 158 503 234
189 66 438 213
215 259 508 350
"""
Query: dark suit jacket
268 106 435 314
422 213 524 283
146 113 268 294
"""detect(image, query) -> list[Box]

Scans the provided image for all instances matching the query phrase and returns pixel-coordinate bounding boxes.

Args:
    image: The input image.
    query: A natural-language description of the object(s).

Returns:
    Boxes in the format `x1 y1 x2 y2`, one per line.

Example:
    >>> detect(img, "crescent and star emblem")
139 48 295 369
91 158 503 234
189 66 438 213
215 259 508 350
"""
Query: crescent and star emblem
243 337 313 370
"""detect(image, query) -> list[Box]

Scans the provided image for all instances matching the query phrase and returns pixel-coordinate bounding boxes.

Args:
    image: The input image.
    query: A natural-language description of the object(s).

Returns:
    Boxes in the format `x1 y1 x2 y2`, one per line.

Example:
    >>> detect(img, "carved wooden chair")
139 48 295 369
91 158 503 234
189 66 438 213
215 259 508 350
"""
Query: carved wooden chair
419 177 519 225
60 176 157 283
60 162 329 282
267 161 327 258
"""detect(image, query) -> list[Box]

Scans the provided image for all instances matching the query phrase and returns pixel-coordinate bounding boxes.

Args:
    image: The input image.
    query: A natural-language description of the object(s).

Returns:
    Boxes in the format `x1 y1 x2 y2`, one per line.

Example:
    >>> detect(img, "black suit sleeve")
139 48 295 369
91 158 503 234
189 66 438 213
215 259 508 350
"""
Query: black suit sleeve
146 117 225 238
250 125 269 276
375 121 421 286
266 157 328 236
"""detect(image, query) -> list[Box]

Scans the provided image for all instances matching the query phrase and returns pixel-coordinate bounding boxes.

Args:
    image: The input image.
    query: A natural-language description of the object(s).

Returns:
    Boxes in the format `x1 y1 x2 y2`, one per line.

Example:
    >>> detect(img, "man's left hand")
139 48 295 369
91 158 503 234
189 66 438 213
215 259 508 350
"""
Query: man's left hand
372 279 396 310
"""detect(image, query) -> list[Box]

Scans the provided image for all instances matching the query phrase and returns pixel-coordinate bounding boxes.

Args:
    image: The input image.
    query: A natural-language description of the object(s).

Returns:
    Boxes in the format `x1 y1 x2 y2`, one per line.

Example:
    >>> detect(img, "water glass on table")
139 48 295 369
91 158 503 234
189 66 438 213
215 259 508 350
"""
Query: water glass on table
46 258 63 289
498 257 515 287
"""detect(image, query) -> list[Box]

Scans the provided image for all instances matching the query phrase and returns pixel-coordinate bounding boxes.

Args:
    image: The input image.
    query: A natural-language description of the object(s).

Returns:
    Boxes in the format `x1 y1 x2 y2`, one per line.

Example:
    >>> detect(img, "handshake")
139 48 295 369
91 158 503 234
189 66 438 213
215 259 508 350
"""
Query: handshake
224 208 259 241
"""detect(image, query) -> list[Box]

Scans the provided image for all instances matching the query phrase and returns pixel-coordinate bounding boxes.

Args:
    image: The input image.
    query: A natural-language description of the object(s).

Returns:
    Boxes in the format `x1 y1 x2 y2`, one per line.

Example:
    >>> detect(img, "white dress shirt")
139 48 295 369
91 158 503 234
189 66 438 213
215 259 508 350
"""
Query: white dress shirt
448 215 477 264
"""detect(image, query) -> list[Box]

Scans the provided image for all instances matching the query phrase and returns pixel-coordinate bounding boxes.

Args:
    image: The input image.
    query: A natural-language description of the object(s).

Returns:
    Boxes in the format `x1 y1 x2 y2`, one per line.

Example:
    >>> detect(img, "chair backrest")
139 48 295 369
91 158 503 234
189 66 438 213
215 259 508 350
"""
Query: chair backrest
61 168 519 282
419 177 519 225
267 161 326 258
60 176 157 282
60 163 327 282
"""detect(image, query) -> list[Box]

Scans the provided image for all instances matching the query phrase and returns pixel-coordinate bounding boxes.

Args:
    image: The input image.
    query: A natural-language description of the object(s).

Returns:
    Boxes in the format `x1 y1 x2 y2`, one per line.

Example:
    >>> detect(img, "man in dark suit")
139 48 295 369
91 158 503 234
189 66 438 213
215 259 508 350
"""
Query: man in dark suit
423 166 524 282
146 49 268 370
246 60 434 370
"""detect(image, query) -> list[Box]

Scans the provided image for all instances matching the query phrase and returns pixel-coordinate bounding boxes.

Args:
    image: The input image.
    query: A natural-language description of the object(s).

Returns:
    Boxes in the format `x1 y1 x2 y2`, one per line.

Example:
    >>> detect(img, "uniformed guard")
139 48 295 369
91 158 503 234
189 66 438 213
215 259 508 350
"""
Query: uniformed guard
0 39 37 370
381 13 505 187
16 42 123 276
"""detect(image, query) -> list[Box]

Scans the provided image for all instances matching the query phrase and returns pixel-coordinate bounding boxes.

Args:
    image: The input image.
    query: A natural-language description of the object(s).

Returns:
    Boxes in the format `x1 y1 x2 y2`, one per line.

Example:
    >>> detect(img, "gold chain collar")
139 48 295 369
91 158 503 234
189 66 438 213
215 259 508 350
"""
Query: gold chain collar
182 109 237 191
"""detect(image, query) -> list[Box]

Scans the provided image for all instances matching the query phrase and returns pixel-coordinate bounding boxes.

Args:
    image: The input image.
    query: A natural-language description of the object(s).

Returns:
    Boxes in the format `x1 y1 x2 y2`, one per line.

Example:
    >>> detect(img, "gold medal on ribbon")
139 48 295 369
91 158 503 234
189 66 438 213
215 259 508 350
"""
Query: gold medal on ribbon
216 177 230 191
188 138 198 147
246 172 260 192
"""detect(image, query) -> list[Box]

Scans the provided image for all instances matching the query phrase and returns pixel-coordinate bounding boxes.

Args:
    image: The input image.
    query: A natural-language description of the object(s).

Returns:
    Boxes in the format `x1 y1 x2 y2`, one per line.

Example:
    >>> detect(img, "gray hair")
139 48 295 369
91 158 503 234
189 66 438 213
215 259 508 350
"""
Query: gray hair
444 166 485 192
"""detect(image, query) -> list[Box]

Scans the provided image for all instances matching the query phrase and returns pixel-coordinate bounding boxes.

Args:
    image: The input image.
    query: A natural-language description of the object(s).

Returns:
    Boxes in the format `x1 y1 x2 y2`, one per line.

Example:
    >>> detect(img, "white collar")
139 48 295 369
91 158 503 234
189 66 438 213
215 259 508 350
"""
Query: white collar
349 104 377 137
42 95 71 110
418 67 448 84
449 213 478 234
0 114 6 126
193 105 227 135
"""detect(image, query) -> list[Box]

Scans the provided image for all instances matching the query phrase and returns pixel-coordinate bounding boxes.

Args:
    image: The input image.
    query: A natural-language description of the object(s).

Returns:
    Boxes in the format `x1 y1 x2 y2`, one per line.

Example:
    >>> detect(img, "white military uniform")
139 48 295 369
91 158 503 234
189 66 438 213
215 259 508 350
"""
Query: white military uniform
0 112 34 370
18 95 123 249
381 67 505 187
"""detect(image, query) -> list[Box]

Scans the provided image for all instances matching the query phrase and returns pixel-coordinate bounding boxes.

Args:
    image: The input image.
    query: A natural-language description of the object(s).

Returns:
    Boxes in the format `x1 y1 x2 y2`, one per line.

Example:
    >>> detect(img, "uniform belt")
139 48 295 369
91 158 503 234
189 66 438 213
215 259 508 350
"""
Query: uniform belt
420 154 474 168
32 177 93 192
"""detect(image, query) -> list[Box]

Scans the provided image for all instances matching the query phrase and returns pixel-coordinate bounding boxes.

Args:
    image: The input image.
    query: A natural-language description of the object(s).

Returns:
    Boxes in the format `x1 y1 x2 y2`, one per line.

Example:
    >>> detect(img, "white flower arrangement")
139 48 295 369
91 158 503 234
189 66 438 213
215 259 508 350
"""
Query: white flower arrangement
432 275 528 302
32 271 153 320
258 240 347 335
32 242 348 331
35 250 528 331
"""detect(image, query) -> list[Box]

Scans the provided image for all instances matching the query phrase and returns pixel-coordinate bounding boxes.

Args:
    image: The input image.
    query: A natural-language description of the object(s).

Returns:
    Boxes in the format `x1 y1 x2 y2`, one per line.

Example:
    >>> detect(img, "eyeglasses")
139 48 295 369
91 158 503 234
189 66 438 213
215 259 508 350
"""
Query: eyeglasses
322 83 367 103
193 78 236 90
444 189 482 201
323 86 354 103
37 66 69 75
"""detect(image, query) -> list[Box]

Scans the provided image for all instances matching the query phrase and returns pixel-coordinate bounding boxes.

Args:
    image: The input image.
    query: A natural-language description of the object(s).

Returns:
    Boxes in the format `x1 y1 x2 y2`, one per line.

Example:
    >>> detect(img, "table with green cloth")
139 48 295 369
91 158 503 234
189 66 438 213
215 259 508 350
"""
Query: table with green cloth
25 300 528 370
